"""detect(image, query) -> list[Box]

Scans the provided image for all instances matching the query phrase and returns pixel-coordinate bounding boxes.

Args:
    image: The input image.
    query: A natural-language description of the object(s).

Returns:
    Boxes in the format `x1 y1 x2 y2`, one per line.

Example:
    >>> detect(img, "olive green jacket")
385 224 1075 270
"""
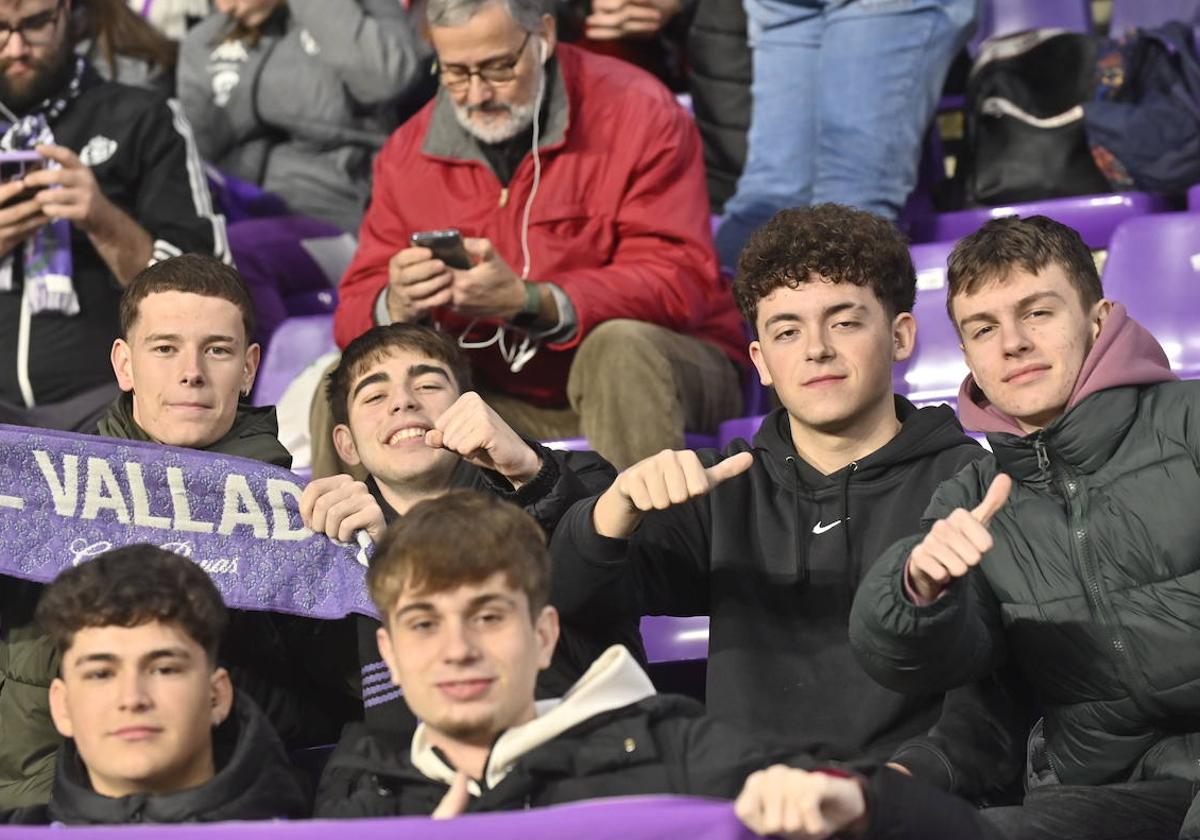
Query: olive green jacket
0 396 291 808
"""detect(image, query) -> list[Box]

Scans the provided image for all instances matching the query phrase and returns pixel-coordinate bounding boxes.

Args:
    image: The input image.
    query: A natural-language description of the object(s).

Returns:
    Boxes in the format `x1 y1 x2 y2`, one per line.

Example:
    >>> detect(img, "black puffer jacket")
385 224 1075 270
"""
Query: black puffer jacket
315 690 997 839
3 696 309 824
687 0 750 212
851 382 1200 798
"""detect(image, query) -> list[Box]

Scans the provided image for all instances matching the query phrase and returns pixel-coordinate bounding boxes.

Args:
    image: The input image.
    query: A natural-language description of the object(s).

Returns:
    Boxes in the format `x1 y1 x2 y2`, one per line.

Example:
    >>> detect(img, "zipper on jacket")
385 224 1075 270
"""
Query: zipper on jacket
1048 445 1153 719
1033 434 1050 476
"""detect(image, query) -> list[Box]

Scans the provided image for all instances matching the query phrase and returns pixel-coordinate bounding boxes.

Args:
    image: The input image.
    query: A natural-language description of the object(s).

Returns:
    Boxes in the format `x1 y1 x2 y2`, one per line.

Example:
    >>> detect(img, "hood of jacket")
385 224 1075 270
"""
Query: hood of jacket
46 696 309 824
410 645 655 795
958 303 1177 437
97 392 293 468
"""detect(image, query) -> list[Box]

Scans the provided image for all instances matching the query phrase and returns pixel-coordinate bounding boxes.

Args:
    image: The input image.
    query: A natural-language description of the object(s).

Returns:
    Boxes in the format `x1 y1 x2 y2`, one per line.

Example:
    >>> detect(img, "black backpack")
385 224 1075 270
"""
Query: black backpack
957 29 1110 208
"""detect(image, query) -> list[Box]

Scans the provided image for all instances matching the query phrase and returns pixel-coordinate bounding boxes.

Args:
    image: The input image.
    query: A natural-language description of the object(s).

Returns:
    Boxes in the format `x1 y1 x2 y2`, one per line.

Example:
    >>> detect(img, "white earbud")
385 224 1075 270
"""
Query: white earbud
539 37 548 63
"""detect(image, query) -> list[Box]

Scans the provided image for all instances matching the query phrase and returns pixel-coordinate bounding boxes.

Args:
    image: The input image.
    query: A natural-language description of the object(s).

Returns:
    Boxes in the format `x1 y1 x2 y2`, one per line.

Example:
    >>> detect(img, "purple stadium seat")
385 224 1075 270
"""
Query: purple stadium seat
890 242 968 408
1102 212 1200 380
229 215 354 348
253 314 338 407
1109 0 1200 34
640 615 709 663
1190 183 1200 211
541 433 719 452
717 415 765 449
913 192 1171 250
970 0 1092 54
896 289 969 410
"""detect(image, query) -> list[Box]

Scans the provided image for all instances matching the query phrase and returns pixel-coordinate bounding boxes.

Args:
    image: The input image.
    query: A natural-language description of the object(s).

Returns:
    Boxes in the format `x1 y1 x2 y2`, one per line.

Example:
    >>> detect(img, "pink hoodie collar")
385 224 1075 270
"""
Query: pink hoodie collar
958 303 1177 436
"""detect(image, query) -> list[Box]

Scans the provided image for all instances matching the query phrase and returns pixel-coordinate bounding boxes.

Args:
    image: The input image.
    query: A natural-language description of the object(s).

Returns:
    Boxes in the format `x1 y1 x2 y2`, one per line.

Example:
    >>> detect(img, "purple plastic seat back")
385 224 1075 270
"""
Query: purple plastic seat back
541 433 718 453
253 314 338 407
229 215 353 348
717 415 765 449
971 0 1092 54
1110 0 1200 34
892 241 969 409
916 192 1170 250
1102 212 1200 380
640 615 710 663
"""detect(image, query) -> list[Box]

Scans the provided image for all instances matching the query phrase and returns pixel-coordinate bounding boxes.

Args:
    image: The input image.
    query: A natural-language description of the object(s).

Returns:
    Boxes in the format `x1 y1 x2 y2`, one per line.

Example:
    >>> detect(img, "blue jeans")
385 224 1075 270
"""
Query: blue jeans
715 0 976 270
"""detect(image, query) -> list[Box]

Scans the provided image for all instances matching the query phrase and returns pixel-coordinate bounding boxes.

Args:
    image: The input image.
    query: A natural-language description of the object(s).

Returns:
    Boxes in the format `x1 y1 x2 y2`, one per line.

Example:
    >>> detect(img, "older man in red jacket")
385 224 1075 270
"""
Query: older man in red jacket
328 0 745 469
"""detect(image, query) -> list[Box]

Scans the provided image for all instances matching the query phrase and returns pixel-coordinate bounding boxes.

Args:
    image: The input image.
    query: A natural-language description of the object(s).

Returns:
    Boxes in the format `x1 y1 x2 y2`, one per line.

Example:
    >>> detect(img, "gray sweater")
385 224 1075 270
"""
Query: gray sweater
178 0 429 231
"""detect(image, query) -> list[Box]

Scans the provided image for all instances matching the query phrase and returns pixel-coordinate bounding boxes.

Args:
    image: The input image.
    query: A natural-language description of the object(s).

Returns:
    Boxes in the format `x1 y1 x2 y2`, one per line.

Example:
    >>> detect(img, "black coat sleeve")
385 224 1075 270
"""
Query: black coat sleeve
548 447 736 624
479 443 617 535
131 95 230 264
888 664 1035 803
663 713 999 840
549 489 714 625
861 767 1003 840
848 462 1008 695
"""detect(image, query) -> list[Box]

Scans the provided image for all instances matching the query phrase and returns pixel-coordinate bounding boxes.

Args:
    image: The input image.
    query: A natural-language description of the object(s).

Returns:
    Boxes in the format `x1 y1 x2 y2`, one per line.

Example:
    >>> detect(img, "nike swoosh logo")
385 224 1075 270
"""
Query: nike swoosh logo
811 519 843 535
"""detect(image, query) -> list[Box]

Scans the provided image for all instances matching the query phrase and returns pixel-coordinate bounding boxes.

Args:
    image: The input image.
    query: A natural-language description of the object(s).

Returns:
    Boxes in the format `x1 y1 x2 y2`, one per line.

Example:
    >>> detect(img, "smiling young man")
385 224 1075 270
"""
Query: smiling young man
549 204 1017 791
1 544 307 825
849 215 1200 840
314 491 998 840
299 323 635 731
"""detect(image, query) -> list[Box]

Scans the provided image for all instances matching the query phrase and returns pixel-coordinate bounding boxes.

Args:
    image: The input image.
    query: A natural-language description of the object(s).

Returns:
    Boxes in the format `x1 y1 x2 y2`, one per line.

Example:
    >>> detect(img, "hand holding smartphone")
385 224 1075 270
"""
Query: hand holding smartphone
0 150 44 209
410 229 472 270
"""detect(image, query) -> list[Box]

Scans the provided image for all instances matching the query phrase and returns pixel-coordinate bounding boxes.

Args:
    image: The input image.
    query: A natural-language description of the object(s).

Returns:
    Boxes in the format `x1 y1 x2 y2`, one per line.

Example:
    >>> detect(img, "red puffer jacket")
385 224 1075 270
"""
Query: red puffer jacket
334 44 745 406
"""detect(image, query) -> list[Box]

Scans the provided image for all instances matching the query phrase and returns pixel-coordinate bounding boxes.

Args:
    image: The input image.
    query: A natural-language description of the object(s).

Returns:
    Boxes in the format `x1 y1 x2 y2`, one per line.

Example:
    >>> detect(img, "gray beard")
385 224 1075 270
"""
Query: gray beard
452 96 538 144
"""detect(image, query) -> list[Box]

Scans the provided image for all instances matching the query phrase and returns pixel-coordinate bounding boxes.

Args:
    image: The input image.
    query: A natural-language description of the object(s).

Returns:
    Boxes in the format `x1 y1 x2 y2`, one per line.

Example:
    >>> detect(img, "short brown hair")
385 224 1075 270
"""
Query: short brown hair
734 204 917 334
368 491 550 621
326 324 474 427
36 545 228 663
947 216 1102 323
120 254 256 342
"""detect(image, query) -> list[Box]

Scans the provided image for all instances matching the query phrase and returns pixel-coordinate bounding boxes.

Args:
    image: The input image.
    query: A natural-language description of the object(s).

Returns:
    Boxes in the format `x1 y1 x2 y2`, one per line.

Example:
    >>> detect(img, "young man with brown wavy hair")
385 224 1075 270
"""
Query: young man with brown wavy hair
315 491 998 840
2 545 308 825
550 204 1020 799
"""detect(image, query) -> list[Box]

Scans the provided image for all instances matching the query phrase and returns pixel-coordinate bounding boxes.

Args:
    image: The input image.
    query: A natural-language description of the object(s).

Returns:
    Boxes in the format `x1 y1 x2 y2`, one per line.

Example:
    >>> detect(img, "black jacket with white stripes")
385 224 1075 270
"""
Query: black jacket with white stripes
0 62 228 409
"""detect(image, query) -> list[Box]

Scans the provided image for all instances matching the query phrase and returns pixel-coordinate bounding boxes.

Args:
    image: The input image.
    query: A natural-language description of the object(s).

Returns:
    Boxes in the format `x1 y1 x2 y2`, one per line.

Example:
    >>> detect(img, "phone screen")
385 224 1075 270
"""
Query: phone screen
0 151 44 208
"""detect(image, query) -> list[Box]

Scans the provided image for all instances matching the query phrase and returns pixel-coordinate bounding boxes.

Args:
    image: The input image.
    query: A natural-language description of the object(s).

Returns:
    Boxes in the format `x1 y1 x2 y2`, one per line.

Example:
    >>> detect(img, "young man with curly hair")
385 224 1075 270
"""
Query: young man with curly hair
550 204 1019 797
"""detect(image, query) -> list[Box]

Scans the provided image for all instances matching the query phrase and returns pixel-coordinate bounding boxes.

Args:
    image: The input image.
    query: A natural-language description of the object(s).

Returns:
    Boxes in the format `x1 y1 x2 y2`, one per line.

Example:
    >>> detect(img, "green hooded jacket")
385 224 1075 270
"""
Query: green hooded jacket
0 395 292 808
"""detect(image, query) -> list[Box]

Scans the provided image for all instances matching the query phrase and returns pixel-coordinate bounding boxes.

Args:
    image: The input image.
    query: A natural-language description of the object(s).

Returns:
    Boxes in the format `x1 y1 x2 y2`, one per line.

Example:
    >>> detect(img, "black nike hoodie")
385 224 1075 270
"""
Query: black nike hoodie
551 398 998 772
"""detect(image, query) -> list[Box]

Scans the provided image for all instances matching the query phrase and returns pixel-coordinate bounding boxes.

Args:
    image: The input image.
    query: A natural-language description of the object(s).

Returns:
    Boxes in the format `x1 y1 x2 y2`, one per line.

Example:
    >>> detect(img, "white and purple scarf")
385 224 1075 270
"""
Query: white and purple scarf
0 56 85 316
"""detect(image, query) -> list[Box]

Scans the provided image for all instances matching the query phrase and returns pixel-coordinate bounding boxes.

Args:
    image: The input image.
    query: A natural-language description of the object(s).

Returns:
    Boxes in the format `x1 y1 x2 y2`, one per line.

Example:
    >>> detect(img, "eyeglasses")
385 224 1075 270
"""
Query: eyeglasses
0 1 65 50
437 31 532 90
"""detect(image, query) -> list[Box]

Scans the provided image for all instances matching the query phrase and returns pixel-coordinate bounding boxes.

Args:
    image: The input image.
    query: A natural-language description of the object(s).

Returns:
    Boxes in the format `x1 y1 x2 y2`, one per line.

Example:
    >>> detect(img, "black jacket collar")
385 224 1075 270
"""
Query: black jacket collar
988 387 1140 482
46 697 309 824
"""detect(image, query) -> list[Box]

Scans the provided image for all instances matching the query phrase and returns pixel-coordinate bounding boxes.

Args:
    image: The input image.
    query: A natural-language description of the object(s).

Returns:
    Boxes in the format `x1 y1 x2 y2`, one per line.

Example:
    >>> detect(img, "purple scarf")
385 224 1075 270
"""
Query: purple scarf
0 56 84 316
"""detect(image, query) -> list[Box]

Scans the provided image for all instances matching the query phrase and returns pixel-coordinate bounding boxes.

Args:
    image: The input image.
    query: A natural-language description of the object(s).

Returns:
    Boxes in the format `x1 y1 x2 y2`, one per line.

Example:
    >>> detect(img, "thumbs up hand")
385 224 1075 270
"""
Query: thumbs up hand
593 449 755 539
905 473 1013 603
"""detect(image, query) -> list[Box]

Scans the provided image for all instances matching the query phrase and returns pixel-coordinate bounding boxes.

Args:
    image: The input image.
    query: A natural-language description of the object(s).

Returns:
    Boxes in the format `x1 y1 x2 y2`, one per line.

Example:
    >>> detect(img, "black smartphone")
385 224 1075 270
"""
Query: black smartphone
410 229 472 270
0 150 44 208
